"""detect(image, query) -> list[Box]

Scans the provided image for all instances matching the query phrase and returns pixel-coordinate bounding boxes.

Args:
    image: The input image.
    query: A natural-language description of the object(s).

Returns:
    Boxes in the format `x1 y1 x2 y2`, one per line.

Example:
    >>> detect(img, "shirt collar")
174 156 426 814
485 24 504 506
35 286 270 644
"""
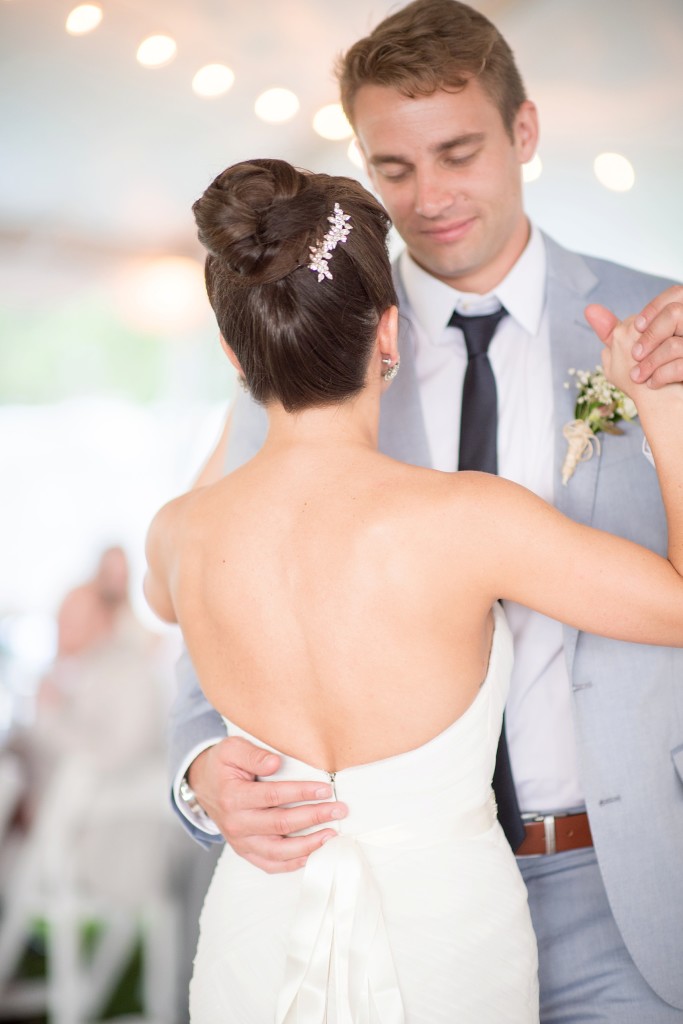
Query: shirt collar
399 222 547 344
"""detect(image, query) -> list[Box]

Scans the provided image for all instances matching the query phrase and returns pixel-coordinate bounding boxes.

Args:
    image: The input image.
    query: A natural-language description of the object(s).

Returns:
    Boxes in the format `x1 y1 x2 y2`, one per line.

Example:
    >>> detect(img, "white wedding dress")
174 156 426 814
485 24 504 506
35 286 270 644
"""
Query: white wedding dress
190 603 539 1022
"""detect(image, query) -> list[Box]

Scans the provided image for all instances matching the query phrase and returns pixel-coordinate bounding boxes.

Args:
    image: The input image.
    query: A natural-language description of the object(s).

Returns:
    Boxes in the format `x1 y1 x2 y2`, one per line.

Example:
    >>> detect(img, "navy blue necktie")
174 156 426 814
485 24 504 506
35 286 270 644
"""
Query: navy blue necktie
448 306 525 852
449 306 507 474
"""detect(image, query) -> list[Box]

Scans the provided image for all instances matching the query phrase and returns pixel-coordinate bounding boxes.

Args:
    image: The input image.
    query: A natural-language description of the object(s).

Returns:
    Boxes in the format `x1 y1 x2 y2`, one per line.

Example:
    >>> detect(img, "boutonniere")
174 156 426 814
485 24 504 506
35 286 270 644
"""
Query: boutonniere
561 366 638 485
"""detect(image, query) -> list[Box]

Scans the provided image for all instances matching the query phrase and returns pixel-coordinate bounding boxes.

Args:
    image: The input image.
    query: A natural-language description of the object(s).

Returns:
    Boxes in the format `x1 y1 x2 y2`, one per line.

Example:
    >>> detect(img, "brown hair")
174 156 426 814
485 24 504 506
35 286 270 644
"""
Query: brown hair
193 159 397 413
337 0 527 138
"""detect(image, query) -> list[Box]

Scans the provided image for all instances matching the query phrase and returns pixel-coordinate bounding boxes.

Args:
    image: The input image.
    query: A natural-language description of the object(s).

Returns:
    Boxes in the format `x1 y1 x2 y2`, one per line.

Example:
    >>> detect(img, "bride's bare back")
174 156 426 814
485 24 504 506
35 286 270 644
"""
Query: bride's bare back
155 445 497 771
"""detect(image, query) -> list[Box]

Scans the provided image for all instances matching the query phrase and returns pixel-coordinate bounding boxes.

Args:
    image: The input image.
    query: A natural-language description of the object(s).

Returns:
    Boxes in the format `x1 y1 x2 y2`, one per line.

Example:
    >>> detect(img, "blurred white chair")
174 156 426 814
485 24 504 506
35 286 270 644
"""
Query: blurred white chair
0 754 181 1024
0 752 24 842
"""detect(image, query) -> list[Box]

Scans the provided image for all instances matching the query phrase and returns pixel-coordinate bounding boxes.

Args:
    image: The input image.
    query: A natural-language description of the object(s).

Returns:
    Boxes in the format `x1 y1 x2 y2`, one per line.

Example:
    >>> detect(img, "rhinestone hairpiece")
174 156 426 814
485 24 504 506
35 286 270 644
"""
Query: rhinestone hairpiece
307 203 352 282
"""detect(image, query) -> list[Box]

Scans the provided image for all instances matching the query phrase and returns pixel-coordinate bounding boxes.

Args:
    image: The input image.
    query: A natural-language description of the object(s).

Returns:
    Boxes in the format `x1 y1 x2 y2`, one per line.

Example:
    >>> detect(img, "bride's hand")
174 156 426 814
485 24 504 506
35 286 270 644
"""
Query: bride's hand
585 304 646 400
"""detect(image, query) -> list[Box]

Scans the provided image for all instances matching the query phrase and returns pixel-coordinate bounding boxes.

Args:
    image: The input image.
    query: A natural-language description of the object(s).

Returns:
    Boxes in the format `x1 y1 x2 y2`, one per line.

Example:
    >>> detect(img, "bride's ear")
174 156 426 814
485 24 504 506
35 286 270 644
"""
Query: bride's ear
376 305 399 368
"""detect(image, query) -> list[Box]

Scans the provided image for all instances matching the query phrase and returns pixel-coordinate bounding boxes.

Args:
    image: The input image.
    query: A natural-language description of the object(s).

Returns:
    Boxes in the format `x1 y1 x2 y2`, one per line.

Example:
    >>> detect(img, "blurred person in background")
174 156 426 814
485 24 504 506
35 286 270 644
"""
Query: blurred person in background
0 546 190 1023
15 546 167 824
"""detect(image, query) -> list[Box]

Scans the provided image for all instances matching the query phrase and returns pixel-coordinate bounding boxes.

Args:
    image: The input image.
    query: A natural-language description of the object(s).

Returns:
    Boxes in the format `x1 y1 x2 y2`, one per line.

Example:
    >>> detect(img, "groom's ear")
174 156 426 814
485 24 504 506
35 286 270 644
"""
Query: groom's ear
376 305 399 364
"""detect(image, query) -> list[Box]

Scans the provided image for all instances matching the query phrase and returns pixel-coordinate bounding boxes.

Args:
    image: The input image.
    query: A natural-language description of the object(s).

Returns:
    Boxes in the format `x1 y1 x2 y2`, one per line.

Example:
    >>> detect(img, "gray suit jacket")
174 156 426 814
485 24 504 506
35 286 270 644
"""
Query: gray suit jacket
169 233 683 1008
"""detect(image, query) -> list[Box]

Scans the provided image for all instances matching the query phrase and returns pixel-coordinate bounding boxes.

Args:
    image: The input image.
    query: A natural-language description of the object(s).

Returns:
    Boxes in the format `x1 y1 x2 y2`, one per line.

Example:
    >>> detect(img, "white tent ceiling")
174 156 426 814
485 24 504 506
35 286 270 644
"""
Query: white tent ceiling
1 0 682 297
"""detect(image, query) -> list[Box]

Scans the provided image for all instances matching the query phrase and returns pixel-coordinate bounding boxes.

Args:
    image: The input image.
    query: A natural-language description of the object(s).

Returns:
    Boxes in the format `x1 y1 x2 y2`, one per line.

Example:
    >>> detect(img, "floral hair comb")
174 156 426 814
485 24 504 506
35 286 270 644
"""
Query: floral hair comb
308 203 352 282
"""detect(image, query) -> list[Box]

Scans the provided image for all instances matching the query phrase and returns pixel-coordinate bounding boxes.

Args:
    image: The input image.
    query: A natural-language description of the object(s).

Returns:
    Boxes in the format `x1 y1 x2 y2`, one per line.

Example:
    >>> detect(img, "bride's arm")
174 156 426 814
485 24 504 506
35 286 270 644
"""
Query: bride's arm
192 408 233 489
143 500 179 624
470 313 683 646
600 307 683 573
144 407 233 623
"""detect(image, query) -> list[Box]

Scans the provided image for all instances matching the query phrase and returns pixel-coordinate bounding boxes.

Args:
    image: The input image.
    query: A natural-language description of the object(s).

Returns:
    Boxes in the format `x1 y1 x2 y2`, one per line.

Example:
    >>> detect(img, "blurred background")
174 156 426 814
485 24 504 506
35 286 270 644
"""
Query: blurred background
2 0 683 728
0 0 681 1020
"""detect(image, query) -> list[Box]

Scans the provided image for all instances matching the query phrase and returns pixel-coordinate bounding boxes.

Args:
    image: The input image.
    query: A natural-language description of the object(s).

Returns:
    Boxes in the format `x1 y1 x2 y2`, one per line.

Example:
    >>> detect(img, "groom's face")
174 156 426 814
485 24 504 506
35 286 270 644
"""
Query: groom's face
352 78 538 294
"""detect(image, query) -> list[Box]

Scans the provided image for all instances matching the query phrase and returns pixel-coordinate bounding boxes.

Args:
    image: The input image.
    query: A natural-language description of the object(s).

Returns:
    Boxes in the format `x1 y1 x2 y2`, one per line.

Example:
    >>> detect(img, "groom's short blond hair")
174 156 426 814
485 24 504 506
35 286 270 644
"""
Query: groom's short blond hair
337 0 527 140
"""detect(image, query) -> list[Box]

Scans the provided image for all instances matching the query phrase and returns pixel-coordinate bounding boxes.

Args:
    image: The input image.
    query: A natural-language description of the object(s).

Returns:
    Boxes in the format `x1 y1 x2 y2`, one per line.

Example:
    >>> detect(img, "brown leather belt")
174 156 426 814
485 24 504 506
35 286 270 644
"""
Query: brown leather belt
517 811 593 857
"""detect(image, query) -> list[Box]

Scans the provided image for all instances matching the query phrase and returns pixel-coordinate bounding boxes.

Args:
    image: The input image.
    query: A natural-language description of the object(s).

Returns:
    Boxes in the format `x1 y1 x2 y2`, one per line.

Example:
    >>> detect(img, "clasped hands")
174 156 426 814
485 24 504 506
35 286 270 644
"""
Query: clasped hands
189 286 683 874
586 285 683 389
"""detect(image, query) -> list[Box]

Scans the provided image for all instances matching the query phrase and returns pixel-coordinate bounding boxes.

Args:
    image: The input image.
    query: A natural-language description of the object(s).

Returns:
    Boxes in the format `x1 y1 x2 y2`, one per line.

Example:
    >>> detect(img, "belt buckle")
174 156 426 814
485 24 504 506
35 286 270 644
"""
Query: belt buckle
522 813 557 856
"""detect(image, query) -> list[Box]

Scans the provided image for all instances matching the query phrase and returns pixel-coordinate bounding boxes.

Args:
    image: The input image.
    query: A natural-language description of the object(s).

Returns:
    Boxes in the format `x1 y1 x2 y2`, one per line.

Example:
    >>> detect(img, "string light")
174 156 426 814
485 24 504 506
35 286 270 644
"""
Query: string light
192 64 235 98
136 35 177 69
523 154 543 183
347 138 364 170
313 103 352 141
593 152 635 192
65 4 103 35
254 88 300 124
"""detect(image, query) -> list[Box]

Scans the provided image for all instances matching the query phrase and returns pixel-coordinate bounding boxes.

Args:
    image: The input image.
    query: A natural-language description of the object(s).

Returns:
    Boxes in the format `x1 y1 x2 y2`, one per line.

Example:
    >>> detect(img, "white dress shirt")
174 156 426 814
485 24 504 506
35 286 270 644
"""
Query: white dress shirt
400 226 584 814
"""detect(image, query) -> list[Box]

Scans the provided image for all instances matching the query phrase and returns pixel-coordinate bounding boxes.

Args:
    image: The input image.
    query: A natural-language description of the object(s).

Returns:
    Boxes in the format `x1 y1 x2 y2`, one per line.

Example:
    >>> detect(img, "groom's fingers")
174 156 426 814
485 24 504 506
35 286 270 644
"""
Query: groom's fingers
633 285 683 333
212 734 282 778
246 832 340 874
225 783 346 836
629 301 683 387
584 303 619 345
223 790 346 873
240 778 340 812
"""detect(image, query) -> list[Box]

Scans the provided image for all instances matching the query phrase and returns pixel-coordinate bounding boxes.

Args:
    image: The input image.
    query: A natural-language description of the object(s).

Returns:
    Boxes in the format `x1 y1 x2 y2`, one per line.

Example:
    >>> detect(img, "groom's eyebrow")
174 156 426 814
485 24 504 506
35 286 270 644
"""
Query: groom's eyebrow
369 132 486 167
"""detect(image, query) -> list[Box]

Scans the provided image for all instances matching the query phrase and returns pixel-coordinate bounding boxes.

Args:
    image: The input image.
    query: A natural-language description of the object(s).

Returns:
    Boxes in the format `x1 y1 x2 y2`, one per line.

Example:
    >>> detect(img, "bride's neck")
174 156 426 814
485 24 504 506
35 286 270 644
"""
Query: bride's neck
262 386 380 455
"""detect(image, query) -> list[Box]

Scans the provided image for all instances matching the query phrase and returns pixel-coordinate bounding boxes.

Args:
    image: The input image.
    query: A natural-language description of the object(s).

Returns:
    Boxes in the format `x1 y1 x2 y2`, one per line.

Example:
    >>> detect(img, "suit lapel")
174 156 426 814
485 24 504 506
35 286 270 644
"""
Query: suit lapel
544 235 604 671
545 235 604 524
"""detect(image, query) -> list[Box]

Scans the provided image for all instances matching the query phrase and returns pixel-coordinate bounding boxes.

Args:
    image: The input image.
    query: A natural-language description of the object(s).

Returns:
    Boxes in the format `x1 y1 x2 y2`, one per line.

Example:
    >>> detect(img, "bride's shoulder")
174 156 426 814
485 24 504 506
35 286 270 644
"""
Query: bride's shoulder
395 464 526 508
392 468 547 553
147 481 220 545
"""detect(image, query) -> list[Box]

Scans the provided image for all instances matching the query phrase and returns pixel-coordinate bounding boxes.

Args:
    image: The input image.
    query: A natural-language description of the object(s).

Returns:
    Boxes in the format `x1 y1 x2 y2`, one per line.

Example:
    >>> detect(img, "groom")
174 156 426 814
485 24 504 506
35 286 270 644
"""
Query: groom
169 2 683 1020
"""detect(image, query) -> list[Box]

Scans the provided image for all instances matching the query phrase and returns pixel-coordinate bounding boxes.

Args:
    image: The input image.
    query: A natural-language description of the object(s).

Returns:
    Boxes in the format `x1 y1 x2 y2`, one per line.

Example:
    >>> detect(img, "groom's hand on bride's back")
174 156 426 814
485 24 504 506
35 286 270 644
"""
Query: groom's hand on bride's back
188 737 347 873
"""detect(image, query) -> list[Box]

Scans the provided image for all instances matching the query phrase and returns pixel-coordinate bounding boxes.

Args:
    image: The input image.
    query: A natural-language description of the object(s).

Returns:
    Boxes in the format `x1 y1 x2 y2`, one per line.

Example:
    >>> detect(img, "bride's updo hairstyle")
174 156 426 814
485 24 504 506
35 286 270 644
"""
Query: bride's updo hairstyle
193 158 397 412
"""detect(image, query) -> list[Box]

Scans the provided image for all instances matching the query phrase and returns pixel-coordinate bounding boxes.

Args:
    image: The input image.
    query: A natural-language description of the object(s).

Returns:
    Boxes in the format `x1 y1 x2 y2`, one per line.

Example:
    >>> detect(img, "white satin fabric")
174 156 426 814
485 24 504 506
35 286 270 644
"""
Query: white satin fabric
190 604 539 1023
276 800 497 1024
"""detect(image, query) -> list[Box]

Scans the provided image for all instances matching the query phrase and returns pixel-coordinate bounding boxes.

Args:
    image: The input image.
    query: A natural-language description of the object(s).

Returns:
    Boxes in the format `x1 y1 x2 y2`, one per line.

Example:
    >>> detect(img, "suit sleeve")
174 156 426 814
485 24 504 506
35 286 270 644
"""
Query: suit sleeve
167 648 226 847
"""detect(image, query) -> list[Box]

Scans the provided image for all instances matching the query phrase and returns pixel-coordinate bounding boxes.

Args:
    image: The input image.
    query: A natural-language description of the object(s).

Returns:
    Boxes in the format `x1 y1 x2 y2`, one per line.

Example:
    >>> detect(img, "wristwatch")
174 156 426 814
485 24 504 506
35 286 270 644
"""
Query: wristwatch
179 775 206 817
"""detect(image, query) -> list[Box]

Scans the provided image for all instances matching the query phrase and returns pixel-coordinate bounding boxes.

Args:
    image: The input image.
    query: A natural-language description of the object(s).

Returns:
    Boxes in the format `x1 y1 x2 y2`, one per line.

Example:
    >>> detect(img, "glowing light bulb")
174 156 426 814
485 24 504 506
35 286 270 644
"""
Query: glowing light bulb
254 88 300 124
66 4 103 35
522 153 543 183
313 103 352 141
593 152 635 192
192 64 235 98
347 138 364 169
136 35 177 69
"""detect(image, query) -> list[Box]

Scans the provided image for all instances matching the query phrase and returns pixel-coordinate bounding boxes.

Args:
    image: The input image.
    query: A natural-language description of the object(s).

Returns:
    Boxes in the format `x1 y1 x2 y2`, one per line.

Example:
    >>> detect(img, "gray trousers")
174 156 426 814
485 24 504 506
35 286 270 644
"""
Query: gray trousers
518 847 682 1023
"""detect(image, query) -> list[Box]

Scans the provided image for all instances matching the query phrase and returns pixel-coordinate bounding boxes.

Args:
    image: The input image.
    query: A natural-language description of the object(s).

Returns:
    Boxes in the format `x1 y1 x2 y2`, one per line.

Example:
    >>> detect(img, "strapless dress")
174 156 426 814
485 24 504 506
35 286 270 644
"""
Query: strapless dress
190 602 539 1022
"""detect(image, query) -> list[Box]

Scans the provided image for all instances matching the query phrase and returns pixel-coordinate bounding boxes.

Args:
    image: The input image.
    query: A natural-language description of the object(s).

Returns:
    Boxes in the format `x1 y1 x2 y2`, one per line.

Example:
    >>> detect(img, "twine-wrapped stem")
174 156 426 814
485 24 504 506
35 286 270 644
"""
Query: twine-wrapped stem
561 419 601 485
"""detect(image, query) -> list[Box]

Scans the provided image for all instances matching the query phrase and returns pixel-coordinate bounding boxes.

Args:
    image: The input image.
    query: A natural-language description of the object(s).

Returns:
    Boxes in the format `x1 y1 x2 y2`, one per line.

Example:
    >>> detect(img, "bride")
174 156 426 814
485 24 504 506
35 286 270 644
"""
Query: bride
144 158 683 1023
